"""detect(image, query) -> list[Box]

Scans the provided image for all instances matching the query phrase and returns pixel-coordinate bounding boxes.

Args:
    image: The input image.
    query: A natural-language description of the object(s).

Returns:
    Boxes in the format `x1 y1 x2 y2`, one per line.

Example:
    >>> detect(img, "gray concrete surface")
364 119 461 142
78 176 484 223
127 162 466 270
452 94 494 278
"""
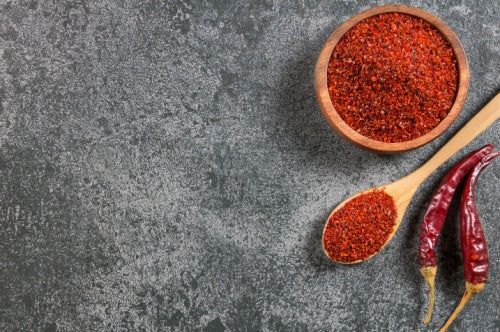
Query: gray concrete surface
1 0 498 331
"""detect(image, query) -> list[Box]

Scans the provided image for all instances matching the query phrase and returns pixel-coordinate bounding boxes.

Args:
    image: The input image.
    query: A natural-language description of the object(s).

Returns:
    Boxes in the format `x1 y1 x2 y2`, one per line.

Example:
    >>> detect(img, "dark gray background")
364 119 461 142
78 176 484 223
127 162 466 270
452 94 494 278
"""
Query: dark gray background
1 0 498 331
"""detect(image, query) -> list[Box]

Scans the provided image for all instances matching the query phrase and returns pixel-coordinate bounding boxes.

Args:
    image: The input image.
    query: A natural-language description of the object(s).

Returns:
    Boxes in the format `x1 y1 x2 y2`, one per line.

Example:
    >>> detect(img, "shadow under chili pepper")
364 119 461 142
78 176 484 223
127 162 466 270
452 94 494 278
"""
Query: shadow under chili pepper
394 184 438 319
438 184 465 299
393 167 465 324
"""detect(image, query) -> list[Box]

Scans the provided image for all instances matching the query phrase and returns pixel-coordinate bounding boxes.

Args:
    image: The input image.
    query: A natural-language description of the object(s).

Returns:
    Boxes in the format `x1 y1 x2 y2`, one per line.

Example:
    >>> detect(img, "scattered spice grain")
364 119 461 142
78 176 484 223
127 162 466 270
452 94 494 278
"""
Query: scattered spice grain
323 189 397 263
327 12 459 142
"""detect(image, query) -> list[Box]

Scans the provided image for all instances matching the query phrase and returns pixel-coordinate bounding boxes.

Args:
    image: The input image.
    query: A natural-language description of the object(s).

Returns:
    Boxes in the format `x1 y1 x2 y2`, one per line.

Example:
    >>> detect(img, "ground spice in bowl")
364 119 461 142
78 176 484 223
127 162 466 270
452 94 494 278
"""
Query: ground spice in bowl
327 12 459 143
323 189 397 263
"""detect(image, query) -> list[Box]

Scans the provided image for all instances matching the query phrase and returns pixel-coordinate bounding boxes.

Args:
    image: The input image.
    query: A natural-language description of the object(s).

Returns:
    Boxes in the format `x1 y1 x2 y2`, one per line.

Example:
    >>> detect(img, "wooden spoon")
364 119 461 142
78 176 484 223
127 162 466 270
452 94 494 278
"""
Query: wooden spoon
323 93 500 263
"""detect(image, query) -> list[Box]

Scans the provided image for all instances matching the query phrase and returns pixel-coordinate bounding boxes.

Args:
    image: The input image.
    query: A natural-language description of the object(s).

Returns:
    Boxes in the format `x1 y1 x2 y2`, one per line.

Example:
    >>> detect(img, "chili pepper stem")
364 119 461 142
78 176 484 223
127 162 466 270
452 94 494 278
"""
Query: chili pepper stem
439 281 484 332
420 266 437 323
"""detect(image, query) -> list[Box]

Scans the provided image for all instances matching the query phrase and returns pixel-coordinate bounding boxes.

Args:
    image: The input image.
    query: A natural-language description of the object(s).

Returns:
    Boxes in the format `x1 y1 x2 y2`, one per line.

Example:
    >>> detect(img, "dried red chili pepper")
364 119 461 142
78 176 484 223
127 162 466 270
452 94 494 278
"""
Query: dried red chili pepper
418 144 494 323
440 152 499 332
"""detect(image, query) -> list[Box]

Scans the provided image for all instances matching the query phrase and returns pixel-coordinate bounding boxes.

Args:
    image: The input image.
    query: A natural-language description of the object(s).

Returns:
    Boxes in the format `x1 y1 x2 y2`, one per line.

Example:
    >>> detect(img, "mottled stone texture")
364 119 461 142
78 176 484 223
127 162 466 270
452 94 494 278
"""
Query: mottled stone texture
0 0 498 331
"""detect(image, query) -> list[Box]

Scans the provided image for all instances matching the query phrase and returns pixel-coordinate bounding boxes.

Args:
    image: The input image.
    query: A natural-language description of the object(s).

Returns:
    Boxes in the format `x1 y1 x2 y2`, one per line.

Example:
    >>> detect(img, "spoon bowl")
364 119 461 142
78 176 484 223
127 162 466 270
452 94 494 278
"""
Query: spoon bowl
323 93 500 263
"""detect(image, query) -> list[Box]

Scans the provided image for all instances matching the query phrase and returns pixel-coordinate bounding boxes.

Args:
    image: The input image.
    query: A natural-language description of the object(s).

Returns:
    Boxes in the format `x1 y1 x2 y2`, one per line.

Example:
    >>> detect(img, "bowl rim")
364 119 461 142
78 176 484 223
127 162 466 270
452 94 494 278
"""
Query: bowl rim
314 4 470 153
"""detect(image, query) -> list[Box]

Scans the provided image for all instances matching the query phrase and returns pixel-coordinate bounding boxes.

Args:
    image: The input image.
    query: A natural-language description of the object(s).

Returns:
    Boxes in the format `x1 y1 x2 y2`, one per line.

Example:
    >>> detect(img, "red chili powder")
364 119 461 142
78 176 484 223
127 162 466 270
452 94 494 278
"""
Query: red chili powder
327 12 459 142
323 189 397 263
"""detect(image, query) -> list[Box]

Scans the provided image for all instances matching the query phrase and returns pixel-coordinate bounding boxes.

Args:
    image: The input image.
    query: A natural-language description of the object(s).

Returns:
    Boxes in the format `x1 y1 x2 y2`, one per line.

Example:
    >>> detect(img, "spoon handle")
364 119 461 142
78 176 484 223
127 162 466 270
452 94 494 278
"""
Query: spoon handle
412 93 500 183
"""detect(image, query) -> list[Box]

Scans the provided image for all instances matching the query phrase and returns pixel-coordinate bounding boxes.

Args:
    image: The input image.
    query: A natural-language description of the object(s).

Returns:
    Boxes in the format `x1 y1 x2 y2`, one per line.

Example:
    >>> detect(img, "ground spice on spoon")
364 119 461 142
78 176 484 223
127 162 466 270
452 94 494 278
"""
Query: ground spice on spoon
323 189 397 263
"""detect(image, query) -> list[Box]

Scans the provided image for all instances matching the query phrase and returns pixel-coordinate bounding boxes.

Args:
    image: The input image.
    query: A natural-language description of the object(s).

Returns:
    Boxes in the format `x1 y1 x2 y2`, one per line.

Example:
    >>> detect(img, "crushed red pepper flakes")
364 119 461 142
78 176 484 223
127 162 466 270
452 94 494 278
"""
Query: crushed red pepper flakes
327 12 459 143
323 189 397 263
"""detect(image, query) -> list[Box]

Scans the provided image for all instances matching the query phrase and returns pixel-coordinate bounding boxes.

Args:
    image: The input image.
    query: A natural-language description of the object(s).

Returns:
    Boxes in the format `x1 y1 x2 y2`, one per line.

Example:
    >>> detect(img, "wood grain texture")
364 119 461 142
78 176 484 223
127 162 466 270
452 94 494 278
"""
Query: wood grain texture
323 93 500 263
314 5 470 154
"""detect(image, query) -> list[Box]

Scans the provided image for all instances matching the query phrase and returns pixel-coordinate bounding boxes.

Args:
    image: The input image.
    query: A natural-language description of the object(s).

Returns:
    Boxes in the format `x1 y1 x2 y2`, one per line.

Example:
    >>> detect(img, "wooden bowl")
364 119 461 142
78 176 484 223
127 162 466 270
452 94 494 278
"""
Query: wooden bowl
314 5 469 153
